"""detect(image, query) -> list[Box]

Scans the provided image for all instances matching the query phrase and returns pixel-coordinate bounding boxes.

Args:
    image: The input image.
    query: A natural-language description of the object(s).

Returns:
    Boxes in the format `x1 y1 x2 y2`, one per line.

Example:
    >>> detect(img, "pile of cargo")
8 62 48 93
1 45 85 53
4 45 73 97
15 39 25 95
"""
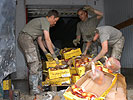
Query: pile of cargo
42 48 127 100
42 48 84 86
63 56 127 100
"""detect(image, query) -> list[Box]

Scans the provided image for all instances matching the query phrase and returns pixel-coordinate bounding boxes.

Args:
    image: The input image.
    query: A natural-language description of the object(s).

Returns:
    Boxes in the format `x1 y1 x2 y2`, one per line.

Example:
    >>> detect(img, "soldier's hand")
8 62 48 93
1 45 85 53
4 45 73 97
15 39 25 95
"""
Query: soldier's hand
54 58 59 64
73 38 80 46
52 54 59 64
83 5 94 12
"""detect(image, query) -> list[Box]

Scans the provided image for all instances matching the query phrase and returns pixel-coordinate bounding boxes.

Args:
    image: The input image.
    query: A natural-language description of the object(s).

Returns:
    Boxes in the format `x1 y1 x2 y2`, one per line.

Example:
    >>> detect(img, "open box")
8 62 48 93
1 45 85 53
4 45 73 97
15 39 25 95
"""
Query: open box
64 71 127 100
62 48 82 59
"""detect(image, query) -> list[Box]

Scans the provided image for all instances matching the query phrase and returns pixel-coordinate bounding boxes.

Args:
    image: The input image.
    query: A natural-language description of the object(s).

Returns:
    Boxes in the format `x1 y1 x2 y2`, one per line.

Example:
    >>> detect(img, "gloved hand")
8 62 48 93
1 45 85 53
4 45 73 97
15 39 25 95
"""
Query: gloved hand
54 47 60 56
52 54 59 64
44 51 53 61
83 5 94 12
73 38 80 46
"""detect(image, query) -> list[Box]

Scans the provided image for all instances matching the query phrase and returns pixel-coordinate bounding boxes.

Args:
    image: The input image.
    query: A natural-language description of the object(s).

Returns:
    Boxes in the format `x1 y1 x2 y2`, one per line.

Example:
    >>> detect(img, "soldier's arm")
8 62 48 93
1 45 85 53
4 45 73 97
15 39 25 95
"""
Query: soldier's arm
93 33 99 42
83 41 92 55
37 36 47 52
76 35 81 40
93 9 103 19
83 5 103 19
43 30 55 54
92 40 108 62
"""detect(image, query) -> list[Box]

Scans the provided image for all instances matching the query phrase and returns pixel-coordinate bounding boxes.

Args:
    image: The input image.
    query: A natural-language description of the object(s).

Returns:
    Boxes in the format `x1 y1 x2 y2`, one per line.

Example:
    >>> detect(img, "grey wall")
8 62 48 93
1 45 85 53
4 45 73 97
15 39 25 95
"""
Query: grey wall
121 25 133 68
15 0 28 79
104 0 133 68
0 0 16 82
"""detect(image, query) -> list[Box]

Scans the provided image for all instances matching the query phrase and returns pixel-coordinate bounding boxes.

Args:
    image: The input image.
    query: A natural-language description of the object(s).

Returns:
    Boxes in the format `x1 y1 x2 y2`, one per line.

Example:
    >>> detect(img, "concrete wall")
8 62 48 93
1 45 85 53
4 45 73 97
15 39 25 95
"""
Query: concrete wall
0 0 16 82
15 0 28 79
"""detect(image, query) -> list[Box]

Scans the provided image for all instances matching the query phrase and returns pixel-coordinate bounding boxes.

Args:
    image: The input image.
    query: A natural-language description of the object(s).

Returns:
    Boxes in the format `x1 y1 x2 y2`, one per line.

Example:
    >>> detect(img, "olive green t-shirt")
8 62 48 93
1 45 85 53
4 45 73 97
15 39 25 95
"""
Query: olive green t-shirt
76 15 100 42
22 17 50 40
97 26 122 46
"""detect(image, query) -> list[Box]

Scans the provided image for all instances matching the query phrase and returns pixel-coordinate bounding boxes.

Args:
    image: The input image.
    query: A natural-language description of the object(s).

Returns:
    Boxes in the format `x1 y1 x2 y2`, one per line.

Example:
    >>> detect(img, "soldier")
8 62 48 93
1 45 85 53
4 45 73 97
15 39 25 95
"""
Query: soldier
17 10 60 95
73 5 103 56
91 26 125 62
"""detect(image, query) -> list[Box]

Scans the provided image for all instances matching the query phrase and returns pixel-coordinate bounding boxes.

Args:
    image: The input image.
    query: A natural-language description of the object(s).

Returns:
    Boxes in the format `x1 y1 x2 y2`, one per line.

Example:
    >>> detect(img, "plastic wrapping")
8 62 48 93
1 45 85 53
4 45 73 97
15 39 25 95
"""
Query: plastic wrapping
90 62 105 85
0 0 16 82
105 57 121 72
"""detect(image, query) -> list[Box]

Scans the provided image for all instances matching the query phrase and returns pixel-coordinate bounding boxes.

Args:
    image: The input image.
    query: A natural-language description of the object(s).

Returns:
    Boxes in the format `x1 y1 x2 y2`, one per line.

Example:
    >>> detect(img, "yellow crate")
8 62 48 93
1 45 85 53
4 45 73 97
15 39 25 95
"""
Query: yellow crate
3 80 11 90
51 77 70 85
46 60 64 68
70 67 77 75
63 48 82 59
72 75 80 84
42 77 71 86
48 68 71 79
76 66 85 77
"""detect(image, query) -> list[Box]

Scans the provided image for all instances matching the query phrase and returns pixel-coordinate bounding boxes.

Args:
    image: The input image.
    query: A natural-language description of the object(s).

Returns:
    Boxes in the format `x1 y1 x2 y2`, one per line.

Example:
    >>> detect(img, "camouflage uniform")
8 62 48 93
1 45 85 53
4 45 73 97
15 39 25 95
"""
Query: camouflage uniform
76 15 101 56
17 18 50 95
97 26 125 60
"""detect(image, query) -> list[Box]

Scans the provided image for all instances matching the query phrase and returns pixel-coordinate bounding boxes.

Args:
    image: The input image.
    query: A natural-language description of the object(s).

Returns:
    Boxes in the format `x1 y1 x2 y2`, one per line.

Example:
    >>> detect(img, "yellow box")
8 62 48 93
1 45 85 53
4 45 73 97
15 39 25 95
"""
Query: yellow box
72 75 80 84
46 60 64 68
49 68 71 79
63 48 82 59
3 80 11 90
70 67 77 75
76 66 85 77
42 77 71 86
51 77 71 85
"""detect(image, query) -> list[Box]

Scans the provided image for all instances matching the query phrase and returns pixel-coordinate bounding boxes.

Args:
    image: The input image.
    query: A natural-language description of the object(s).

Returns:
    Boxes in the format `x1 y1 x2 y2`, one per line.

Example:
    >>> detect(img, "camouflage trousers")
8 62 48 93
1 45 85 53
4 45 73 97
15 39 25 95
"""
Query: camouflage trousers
106 36 125 61
82 41 99 57
17 32 42 94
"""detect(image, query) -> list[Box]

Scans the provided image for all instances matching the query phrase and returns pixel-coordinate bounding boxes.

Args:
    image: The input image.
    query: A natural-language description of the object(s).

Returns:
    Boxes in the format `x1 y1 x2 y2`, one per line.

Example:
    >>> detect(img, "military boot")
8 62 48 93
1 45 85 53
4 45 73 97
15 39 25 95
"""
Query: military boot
29 74 41 95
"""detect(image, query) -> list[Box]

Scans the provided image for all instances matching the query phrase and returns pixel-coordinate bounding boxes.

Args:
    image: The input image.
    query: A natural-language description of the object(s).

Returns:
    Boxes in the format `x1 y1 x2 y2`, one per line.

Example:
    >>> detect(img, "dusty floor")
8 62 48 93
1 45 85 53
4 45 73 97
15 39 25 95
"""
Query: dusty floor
9 68 133 100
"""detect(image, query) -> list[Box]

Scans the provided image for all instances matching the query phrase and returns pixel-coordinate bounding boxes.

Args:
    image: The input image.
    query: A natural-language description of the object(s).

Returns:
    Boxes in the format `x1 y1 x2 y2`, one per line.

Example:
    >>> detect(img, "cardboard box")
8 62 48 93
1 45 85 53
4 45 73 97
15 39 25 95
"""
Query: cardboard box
105 74 127 100
64 71 121 100
46 60 64 68
48 68 71 79
63 48 82 59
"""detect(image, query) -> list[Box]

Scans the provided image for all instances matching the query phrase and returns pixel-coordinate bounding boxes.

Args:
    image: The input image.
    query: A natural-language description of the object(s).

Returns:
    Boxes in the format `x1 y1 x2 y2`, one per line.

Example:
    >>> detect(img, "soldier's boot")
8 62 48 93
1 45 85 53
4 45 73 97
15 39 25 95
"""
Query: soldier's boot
29 74 41 95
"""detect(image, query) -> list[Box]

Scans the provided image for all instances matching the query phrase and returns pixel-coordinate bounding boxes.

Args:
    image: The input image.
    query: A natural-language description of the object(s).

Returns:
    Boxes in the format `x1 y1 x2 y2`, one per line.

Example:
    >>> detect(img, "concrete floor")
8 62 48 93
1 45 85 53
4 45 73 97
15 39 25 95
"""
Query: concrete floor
11 68 133 100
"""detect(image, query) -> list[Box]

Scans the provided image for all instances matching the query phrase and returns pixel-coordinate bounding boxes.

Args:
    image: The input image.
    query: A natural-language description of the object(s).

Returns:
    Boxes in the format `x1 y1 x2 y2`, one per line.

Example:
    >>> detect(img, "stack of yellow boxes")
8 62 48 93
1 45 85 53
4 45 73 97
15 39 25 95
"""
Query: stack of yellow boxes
42 48 86 86
42 59 71 86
